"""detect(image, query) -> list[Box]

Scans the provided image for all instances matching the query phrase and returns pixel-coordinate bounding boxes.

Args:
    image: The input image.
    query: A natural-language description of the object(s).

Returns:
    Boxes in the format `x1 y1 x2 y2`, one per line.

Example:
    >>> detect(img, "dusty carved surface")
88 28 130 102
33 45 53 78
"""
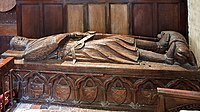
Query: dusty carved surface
2 31 197 68
9 60 200 111
2 31 198 111
16 0 187 38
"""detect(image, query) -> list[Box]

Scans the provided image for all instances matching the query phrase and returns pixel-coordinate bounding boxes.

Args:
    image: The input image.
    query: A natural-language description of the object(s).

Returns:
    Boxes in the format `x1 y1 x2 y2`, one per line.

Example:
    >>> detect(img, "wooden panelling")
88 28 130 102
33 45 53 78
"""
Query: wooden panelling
157 88 200 111
158 3 179 33
88 4 106 33
17 0 65 38
67 5 84 33
16 0 187 38
44 4 64 36
21 5 40 37
0 36 13 54
180 0 187 37
0 24 17 35
133 4 153 37
110 4 128 34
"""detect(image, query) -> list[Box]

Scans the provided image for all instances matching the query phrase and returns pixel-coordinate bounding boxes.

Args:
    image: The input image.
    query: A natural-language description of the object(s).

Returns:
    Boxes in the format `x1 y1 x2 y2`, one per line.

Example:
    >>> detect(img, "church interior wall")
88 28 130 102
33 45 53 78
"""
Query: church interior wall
188 0 200 67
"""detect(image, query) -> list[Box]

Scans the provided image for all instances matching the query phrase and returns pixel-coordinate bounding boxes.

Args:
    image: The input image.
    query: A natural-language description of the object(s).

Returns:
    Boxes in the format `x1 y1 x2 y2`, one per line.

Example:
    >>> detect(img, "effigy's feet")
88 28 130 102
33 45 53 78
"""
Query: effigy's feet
164 41 194 66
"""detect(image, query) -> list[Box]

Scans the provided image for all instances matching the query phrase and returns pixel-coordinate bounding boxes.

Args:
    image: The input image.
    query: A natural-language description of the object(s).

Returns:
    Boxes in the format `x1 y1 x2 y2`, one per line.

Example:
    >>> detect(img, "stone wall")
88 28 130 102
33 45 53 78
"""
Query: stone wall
188 0 200 67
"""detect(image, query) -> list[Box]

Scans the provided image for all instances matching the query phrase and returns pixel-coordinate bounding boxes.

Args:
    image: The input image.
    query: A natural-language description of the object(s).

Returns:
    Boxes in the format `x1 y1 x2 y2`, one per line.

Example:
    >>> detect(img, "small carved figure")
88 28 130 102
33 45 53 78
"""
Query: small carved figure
7 31 196 66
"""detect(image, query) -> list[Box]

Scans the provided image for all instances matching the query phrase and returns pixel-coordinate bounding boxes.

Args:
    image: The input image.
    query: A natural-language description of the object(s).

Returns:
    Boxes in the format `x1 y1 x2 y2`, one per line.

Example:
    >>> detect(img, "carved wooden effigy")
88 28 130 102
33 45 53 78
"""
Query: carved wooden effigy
9 61 200 112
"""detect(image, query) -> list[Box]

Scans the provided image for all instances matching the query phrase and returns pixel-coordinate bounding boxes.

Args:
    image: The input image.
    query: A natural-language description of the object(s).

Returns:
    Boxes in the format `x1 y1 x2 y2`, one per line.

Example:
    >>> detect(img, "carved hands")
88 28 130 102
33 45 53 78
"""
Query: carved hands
69 31 96 38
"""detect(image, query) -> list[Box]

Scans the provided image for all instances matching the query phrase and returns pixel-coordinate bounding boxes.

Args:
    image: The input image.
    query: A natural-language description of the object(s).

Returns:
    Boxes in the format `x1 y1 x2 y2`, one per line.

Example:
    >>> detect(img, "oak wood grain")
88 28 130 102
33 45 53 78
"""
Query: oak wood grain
0 24 17 35
44 4 64 36
21 5 40 37
88 4 106 33
67 5 84 33
110 4 128 34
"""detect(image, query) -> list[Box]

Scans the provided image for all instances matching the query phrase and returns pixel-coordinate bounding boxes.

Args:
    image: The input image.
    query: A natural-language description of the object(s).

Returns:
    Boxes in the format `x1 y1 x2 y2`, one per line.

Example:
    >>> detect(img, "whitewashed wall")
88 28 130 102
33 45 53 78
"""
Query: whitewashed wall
188 0 200 67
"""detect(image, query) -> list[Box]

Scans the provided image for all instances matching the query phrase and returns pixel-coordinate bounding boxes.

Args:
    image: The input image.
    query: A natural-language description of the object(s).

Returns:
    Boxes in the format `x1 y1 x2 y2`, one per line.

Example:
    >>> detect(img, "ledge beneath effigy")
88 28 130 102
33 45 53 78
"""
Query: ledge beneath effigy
8 59 200 111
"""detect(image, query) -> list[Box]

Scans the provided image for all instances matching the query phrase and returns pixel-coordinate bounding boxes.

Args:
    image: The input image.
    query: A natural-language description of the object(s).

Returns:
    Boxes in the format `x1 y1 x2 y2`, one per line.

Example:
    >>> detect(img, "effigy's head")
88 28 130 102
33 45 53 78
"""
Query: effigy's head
157 31 166 39
157 31 172 38
10 36 29 51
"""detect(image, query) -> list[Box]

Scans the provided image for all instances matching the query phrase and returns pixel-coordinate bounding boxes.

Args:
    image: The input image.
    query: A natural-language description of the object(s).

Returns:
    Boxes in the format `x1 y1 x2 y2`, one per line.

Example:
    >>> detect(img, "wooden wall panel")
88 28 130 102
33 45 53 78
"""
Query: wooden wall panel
17 0 65 38
88 4 106 33
67 5 84 33
16 0 187 39
110 4 128 34
133 4 153 37
0 36 13 54
0 24 17 35
21 5 40 37
44 4 64 36
180 0 188 37
158 3 179 33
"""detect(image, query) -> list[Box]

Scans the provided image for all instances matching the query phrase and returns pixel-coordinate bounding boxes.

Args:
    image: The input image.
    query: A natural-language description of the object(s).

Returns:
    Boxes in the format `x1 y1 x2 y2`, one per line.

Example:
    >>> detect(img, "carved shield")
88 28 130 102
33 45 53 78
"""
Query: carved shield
82 86 98 103
30 83 44 99
55 85 71 101
111 87 127 104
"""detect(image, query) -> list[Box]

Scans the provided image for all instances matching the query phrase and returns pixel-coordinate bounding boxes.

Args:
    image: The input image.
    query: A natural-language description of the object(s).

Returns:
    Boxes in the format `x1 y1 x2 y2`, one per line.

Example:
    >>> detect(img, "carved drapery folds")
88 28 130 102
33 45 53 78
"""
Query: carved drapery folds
10 69 200 111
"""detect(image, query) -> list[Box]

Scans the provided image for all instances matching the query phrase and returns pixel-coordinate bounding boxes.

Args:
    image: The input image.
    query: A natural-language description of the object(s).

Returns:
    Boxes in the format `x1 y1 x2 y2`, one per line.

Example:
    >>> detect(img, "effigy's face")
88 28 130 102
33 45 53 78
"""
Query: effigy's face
10 36 29 51
157 31 166 38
